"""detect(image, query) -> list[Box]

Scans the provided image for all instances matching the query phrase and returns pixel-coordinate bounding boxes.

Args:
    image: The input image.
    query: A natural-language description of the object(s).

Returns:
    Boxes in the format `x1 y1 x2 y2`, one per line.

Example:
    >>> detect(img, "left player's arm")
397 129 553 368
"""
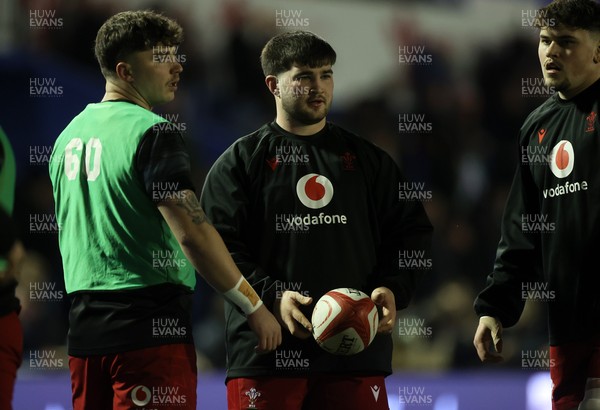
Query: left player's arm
157 191 282 352
135 128 281 352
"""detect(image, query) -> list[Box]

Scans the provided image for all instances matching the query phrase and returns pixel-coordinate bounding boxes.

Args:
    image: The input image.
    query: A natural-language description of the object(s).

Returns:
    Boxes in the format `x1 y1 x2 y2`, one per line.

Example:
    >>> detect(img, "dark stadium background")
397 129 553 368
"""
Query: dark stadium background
0 0 555 408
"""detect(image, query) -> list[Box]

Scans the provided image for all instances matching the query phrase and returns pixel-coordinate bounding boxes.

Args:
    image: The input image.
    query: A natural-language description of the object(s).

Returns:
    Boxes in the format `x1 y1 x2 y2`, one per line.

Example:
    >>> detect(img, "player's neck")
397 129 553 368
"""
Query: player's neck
558 73 600 100
275 115 326 136
102 81 152 110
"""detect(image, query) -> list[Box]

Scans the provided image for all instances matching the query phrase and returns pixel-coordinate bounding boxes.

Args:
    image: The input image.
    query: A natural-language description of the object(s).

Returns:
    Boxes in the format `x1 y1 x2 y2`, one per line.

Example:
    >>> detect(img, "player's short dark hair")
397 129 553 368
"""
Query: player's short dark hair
260 31 337 77
535 0 600 32
94 10 183 78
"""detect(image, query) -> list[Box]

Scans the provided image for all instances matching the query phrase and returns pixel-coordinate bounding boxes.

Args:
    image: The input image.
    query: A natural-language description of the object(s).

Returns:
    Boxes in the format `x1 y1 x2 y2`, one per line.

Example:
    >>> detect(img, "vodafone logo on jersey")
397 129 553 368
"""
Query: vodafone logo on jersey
549 140 574 178
276 173 347 230
543 139 589 199
296 173 334 209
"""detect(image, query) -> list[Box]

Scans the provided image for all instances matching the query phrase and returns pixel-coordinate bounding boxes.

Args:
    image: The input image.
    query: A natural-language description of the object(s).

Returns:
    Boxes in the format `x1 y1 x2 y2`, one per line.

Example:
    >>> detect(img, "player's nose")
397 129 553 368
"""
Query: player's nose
545 40 560 57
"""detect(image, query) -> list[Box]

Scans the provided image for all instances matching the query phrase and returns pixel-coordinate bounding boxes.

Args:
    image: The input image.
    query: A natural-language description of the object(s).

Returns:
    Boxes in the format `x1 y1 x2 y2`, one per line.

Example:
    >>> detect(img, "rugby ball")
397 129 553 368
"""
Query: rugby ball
311 288 379 355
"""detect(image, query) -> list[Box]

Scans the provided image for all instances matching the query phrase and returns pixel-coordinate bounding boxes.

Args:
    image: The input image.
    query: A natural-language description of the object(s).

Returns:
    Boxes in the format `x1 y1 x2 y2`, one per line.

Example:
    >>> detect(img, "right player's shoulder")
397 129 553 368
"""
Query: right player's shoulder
519 97 559 144
524 97 557 123
221 123 275 161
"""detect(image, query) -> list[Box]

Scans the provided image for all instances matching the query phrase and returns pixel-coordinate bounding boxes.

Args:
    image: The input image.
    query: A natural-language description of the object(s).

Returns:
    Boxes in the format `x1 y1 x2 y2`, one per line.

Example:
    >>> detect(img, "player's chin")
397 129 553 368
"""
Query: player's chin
305 108 328 122
298 113 326 126
542 74 554 84
157 94 176 105
307 103 329 115
543 73 564 86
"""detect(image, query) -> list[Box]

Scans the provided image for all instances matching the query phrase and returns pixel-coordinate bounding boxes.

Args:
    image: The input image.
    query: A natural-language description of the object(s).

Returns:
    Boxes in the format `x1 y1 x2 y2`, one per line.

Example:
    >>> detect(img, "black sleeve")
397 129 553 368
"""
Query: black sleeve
135 127 196 200
473 151 542 328
365 149 433 310
200 139 282 310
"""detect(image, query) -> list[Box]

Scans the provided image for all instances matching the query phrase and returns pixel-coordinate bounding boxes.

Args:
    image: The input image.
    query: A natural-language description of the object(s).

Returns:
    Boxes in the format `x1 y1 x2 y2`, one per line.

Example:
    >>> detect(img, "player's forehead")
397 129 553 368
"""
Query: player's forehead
539 25 588 40
124 42 178 60
286 63 333 75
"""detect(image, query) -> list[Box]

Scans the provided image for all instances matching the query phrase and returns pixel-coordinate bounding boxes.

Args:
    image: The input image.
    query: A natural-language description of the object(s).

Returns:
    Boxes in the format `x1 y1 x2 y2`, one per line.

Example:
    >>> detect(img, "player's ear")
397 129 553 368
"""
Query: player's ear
265 75 279 97
115 62 134 82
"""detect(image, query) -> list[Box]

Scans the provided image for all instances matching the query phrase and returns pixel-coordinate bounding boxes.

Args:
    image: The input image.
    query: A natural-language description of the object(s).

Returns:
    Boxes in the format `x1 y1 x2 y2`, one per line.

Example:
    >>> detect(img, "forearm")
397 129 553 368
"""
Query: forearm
474 161 541 327
473 265 531 327
199 145 285 311
158 190 261 313
179 221 246 293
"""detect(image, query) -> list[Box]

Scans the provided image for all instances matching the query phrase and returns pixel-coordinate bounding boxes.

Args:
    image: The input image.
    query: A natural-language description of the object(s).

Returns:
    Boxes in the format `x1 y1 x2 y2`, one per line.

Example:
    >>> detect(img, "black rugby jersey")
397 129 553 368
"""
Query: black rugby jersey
201 121 432 378
475 79 600 345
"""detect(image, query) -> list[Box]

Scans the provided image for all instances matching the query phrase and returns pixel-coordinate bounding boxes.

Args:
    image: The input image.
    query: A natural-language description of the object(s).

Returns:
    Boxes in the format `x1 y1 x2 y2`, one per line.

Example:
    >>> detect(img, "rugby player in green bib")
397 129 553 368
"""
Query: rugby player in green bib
49 11 280 410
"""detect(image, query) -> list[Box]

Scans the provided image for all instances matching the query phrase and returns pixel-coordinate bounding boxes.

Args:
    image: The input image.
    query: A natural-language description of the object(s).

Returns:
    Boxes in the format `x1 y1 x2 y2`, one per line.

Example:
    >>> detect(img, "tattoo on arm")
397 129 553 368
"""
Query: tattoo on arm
176 192 212 225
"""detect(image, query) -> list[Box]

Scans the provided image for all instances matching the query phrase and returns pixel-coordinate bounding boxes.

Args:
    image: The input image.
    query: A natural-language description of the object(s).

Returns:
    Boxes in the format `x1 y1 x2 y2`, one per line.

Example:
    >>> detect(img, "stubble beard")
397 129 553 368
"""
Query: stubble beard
543 72 570 93
282 96 329 126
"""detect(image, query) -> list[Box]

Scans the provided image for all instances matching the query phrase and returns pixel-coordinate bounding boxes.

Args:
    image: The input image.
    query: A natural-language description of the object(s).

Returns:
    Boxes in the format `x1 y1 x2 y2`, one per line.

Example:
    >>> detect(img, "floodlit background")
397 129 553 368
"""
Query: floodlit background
1 0 557 408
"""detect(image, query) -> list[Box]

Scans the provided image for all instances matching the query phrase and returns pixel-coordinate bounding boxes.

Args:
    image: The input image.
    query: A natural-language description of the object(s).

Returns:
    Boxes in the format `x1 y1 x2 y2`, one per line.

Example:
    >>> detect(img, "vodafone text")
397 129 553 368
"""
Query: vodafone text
543 180 588 199
276 213 348 228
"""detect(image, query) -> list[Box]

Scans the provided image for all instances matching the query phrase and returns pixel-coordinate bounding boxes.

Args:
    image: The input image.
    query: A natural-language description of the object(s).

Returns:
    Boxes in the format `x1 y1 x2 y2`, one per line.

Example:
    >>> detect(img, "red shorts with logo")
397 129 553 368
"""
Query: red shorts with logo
0 312 23 410
550 335 600 410
69 344 197 410
227 374 389 410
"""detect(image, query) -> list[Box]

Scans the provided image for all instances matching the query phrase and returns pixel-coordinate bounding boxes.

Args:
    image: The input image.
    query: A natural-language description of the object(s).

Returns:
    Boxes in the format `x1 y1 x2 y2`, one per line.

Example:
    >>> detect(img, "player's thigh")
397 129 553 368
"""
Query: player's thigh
0 312 22 410
109 344 197 410
69 355 113 410
304 374 389 410
227 376 309 410
550 335 600 410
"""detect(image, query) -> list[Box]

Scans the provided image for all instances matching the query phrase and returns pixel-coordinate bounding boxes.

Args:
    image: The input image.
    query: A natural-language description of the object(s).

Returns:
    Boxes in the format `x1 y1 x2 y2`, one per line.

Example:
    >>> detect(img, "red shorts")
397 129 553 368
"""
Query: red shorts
69 344 197 410
227 374 389 410
550 335 600 410
0 311 23 410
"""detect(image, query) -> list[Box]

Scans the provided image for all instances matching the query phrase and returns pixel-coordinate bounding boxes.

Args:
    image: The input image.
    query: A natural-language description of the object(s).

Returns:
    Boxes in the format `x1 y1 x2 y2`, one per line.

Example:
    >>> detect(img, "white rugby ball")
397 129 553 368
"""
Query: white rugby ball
311 288 379 355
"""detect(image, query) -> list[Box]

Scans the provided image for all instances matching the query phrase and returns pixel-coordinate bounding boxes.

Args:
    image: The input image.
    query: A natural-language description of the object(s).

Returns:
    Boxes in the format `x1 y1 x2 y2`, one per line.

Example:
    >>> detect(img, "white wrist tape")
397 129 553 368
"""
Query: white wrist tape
223 276 263 315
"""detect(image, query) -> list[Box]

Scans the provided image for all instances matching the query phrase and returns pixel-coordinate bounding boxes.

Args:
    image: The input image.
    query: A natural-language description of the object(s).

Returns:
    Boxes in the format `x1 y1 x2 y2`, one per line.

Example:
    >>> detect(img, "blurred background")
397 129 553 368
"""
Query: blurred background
0 0 557 408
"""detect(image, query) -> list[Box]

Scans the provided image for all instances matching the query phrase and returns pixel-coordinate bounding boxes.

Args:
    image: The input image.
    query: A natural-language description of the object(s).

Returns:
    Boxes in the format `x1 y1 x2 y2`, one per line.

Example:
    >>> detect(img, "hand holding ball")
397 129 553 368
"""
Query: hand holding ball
311 288 379 355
